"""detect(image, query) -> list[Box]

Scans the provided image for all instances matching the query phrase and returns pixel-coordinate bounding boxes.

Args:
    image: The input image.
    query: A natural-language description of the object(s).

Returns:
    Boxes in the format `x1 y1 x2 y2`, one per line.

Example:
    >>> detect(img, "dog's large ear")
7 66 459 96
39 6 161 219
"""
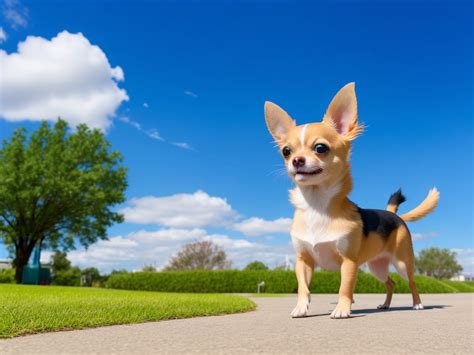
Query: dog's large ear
264 101 296 144
323 82 363 140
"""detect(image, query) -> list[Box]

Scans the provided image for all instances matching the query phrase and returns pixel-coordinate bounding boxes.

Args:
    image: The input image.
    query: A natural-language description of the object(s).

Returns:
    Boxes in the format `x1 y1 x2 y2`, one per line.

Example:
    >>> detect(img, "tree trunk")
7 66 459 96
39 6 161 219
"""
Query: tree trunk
13 245 35 284
14 262 24 284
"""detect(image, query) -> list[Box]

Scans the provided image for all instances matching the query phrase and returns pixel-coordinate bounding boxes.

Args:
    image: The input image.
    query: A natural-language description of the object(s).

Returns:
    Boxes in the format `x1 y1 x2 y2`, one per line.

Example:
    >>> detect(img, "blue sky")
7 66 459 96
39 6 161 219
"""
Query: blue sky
0 0 472 274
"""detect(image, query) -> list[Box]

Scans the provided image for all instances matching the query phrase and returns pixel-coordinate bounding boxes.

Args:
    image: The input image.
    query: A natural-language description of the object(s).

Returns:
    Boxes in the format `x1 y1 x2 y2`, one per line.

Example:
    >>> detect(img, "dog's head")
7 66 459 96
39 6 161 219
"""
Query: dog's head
265 83 363 187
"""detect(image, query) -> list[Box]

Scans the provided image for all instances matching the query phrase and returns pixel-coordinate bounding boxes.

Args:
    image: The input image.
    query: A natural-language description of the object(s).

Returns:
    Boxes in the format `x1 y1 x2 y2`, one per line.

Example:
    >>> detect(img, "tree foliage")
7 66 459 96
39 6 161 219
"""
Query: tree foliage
51 251 80 286
244 261 268 271
416 247 463 279
163 240 232 271
0 268 16 283
0 120 127 282
141 264 157 272
81 267 102 287
51 251 71 272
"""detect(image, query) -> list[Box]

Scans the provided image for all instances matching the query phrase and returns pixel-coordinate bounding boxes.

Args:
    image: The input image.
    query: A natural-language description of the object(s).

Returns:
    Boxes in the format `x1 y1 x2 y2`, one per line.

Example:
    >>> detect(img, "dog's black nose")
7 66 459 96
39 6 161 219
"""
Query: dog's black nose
292 156 306 168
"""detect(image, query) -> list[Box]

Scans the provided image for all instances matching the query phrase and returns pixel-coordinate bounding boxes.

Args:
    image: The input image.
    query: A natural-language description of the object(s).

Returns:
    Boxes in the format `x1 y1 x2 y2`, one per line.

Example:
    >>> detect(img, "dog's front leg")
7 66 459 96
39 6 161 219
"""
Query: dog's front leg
331 258 358 319
291 252 314 318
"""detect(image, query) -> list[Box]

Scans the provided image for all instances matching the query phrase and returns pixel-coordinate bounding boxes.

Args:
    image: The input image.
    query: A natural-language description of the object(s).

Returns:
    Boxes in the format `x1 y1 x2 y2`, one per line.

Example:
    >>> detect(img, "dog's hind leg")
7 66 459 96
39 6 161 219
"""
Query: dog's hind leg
392 229 424 310
368 256 394 309
291 251 315 318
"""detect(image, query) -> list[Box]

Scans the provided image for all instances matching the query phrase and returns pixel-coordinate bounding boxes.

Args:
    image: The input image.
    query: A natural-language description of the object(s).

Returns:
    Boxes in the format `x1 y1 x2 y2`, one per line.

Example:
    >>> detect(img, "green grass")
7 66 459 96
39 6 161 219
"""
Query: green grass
0 284 255 338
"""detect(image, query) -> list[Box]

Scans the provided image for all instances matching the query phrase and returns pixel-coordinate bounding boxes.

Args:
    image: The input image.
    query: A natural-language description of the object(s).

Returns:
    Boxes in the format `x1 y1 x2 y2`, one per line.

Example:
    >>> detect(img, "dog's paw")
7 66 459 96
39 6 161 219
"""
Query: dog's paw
330 306 351 319
413 303 424 310
291 300 309 318
377 304 390 310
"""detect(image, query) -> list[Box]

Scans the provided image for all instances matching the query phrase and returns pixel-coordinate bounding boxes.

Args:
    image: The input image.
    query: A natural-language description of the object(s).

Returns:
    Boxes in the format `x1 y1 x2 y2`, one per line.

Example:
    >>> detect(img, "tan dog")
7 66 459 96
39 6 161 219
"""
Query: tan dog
264 83 439 319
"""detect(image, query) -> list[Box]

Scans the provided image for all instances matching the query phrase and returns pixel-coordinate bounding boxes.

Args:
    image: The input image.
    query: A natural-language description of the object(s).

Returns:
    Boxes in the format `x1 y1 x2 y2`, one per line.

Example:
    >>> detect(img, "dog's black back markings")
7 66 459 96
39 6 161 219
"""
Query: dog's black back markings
358 208 403 240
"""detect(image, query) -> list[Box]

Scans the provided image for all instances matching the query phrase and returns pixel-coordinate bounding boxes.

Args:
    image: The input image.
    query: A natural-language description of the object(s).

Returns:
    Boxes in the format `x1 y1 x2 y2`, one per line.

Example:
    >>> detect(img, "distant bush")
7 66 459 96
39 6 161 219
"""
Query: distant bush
53 268 81 286
0 268 16 284
244 261 268 271
106 270 457 294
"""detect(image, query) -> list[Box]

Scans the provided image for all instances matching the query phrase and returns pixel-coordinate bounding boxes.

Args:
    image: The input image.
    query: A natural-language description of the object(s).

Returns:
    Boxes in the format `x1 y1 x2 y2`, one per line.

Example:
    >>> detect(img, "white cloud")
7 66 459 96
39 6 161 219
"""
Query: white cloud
2 0 28 29
119 116 164 141
412 231 438 241
119 116 195 149
171 142 194 150
0 31 128 130
184 90 198 98
131 228 207 243
143 102 149 108
233 217 292 236
0 27 7 43
146 128 163 141
451 248 474 276
62 227 286 273
120 190 239 228
40 250 53 264
204 234 259 250
40 190 295 272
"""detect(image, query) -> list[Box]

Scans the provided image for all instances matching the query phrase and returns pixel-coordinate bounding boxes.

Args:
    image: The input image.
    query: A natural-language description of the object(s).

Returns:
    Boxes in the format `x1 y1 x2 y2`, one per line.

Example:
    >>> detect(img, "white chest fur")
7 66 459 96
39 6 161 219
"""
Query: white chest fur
289 184 351 251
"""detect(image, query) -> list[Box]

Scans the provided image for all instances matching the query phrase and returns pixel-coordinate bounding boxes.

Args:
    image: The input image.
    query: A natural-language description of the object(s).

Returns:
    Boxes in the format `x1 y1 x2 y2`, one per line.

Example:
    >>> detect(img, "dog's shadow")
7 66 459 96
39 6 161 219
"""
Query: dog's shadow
351 305 449 315
302 305 449 318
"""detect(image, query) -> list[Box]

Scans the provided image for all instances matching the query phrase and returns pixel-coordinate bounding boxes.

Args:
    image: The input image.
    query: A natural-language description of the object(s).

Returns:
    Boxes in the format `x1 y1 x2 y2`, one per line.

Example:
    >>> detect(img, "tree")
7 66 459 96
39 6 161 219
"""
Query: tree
54 267 82 286
51 251 71 273
416 247 463 279
164 240 232 271
81 267 102 287
244 261 268 271
0 120 127 283
141 264 157 272
51 251 80 286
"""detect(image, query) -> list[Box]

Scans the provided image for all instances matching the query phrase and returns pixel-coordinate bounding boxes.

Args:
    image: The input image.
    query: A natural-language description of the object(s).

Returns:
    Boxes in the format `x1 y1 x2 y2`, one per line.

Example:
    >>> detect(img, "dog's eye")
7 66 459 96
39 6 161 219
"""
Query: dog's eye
314 143 329 154
282 146 291 158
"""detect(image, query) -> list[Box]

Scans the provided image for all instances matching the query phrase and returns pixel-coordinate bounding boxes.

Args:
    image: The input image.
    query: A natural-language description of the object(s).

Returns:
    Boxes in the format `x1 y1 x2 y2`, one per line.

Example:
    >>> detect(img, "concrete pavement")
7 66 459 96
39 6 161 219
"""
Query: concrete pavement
0 294 472 354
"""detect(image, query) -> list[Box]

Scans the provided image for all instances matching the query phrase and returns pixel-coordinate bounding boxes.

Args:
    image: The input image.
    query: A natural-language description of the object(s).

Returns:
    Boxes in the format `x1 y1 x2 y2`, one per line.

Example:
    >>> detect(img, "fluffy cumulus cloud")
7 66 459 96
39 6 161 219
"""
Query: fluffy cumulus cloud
120 190 239 228
233 217 292 236
60 228 290 273
41 189 294 272
451 248 474 276
0 31 128 130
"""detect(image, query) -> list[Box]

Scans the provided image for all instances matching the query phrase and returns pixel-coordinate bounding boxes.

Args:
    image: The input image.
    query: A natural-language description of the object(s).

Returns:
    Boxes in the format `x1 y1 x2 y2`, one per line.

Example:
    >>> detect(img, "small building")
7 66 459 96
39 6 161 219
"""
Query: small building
450 274 466 282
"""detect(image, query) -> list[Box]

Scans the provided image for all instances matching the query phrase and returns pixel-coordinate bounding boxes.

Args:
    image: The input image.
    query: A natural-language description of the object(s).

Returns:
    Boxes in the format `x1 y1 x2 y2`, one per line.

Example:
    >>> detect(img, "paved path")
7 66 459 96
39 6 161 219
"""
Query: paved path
1 294 472 354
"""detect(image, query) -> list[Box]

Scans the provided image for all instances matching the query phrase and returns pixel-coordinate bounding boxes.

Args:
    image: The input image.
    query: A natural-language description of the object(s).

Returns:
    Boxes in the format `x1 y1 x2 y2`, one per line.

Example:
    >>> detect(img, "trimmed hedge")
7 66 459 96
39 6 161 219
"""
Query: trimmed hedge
106 270 457 294
440 280 474 292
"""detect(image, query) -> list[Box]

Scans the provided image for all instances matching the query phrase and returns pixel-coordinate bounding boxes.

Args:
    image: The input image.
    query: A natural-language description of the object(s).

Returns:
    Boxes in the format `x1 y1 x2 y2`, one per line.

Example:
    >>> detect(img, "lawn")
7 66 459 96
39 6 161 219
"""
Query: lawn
0 284 255 338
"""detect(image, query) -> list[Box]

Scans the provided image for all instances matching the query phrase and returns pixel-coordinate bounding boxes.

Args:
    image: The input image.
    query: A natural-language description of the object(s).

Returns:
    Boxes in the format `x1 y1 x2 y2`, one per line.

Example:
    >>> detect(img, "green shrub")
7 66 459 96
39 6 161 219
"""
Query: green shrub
244 261 269 271
106 270 457 294
439 280 474 292
53 267 81 286
0 268 16 284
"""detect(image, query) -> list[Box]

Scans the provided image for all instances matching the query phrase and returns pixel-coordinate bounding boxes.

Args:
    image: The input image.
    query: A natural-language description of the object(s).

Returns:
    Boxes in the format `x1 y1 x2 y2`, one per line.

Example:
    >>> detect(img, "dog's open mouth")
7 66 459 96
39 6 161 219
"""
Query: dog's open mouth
294 168 323 176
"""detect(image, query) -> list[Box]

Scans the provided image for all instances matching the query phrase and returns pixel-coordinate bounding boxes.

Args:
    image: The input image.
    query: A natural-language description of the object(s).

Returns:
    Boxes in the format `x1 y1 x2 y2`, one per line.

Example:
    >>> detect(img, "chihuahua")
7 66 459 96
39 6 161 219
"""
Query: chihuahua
264 83 439 319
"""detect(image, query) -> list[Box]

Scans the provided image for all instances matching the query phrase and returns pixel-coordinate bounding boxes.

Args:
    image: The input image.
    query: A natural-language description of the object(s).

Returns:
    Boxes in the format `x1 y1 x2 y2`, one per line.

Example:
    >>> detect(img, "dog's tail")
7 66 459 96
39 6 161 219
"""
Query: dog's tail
386 188 406 214
387 188 439 222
